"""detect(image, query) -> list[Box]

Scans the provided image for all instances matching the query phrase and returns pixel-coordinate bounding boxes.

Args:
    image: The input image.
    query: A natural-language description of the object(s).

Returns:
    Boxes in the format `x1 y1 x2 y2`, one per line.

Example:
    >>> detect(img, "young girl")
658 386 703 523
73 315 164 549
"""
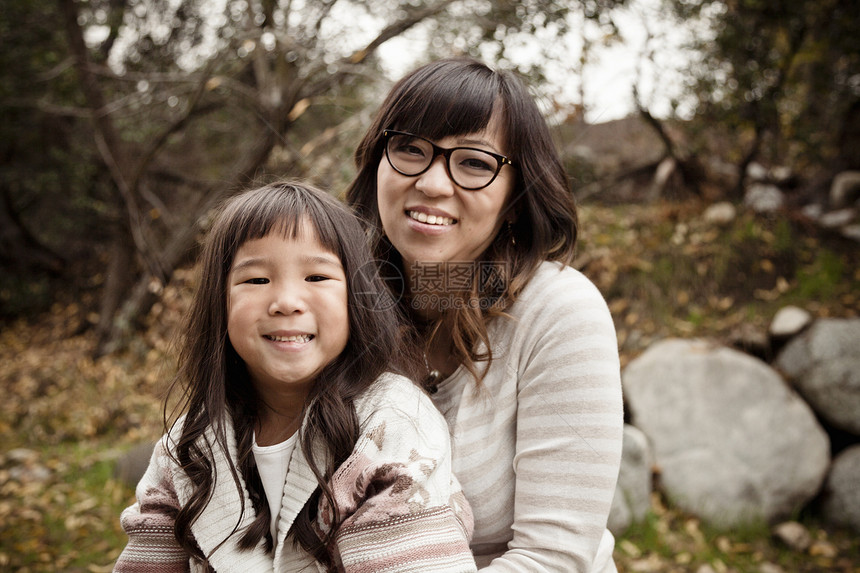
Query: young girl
114 181 476 572
347 58 624 571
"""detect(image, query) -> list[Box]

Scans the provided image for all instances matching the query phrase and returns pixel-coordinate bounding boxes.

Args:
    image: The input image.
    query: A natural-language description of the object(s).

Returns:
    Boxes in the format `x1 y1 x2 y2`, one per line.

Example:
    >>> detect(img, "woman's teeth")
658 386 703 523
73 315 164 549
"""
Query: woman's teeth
408 211 455 226
267 334 312 343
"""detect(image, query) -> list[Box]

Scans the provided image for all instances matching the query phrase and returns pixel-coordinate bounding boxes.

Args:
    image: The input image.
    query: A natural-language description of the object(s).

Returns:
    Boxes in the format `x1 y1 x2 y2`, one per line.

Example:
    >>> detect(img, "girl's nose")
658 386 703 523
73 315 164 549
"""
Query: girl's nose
414 156 456 198
268 284 307 315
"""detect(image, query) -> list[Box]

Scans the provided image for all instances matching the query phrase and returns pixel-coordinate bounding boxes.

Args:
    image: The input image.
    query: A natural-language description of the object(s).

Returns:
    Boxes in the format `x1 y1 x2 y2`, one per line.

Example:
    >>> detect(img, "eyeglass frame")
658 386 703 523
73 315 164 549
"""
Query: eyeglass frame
382 129 514 191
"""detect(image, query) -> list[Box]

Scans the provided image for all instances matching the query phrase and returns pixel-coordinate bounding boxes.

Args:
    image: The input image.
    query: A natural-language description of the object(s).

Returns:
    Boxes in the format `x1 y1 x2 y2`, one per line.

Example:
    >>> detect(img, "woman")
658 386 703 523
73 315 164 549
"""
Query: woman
346 58 624 571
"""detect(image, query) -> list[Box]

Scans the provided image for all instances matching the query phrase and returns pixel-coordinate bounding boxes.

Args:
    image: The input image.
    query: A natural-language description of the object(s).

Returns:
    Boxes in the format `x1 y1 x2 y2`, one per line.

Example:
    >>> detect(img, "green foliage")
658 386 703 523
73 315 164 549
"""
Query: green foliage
668 0 859 184
0 0 116 318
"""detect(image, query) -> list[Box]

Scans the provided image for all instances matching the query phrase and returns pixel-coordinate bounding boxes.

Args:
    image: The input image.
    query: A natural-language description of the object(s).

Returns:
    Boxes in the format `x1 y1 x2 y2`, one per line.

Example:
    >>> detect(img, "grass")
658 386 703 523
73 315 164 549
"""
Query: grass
1 444 133 572
617 495 860 572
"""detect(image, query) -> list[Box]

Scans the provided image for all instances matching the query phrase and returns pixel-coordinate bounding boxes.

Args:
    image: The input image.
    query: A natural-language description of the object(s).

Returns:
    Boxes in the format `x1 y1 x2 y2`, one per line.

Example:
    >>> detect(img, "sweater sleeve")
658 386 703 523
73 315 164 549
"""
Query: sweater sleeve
486 267 624 572
322 376 477 573
113 438 190 573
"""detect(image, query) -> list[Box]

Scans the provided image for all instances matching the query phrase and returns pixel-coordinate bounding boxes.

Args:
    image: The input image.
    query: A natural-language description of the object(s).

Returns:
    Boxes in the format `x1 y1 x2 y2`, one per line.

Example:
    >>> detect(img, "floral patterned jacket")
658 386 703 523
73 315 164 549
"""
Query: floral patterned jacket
113 373 475 573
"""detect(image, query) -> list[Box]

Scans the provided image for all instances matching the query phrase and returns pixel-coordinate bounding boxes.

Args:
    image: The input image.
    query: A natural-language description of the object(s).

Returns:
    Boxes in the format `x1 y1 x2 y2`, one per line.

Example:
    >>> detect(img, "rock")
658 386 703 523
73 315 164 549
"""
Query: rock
829 170 860 208
5 448 38 464
818 208 856 228
703 202 737 226
772 521 811 551
4 448 52 483
770 166 793 185
840 223 860 242
744 183 785 213
768 306 812 340
800 204 823 221
774 318 860 435
820 445 860 532
608 424 653 535
114 442 156 487
747 162 769 181
809 539 838 558
622 339 830 528
727 322 770 361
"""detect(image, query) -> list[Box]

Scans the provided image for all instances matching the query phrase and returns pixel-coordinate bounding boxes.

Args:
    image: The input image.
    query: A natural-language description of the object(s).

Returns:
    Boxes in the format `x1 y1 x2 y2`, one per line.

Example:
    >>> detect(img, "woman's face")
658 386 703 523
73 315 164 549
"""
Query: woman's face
376 114 515 277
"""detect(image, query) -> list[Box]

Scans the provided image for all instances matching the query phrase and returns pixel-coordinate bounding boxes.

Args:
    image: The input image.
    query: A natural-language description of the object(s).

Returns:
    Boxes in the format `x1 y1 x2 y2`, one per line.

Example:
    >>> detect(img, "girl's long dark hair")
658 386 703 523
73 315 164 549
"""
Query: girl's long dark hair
346 57 578 383
165 181 417 569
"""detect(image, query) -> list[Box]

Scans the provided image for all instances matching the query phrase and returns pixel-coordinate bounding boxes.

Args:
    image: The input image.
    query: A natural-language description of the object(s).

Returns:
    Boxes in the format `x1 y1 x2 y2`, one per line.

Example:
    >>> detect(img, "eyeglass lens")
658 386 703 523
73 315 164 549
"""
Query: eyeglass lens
385 133 501 190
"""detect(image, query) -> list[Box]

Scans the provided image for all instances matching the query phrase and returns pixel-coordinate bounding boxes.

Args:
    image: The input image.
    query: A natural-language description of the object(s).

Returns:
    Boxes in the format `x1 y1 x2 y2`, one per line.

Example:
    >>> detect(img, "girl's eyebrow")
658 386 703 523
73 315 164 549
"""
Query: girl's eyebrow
302 254 343 269
230 253 343 274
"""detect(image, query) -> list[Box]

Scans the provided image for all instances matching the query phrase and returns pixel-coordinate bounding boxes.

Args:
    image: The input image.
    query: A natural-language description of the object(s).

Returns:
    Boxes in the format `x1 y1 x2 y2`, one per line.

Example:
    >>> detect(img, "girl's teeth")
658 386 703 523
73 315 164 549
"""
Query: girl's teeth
269 334 312 343
408 211 454 226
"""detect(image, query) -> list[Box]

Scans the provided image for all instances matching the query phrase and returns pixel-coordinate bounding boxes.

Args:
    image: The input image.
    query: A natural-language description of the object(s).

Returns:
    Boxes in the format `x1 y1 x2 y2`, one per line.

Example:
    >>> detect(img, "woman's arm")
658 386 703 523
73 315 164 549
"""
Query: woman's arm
324 375 477 573
114 440 191 573
489 267 624 572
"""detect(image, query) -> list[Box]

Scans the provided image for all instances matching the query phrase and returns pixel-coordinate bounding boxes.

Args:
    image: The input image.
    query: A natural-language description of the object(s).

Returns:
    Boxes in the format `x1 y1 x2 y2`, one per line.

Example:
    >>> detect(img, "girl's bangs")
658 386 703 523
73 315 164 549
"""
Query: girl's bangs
228 188 343 263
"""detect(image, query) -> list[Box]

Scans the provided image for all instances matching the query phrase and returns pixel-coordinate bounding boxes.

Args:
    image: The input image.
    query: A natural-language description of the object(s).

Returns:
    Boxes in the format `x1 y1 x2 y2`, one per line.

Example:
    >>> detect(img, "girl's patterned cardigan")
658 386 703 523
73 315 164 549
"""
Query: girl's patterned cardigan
113 373 476 573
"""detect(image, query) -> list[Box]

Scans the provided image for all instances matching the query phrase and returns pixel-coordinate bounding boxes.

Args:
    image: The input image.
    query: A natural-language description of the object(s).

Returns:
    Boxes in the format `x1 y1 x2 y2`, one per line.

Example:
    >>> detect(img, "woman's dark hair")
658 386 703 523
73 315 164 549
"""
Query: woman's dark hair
346 57 578 383
165 180 416 569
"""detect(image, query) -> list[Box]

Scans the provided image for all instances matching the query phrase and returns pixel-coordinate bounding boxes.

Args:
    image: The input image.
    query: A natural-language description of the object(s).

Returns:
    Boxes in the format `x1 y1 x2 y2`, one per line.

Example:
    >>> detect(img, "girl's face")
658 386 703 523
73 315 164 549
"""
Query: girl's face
226 223 349 400
376 113 515 278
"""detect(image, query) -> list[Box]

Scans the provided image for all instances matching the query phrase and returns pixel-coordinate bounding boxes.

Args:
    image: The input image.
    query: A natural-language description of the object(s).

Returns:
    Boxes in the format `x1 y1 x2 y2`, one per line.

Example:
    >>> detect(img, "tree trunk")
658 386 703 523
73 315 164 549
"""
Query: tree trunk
95 224 137 352
95 127 280 356
636 104 703 197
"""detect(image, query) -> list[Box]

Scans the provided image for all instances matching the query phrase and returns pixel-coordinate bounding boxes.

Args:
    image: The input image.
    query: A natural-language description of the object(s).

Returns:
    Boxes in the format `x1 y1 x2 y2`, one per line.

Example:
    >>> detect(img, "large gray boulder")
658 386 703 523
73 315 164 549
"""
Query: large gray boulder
622 338 830 528
820 445 860 532
774 318 860 435
608 424 653 535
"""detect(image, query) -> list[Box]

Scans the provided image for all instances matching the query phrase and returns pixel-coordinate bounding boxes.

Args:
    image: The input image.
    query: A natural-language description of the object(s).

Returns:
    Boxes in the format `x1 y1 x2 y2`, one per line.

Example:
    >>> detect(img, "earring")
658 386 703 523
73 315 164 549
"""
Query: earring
506 220 516 246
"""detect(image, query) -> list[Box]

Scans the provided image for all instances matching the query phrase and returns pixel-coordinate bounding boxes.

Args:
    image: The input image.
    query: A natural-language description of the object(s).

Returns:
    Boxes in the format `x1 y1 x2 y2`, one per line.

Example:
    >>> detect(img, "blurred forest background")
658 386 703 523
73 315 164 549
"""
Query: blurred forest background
1 0 859 571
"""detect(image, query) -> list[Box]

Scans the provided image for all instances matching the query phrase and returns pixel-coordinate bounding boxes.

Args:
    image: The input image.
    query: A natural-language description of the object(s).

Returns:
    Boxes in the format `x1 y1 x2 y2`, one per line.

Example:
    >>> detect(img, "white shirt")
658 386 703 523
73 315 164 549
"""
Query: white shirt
253 432 298 541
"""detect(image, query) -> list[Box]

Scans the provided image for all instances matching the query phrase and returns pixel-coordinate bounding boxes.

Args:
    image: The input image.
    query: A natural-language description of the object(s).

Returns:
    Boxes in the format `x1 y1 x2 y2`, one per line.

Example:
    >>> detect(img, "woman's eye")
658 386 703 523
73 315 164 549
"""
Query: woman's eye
396 143 426 157
460 157 494 172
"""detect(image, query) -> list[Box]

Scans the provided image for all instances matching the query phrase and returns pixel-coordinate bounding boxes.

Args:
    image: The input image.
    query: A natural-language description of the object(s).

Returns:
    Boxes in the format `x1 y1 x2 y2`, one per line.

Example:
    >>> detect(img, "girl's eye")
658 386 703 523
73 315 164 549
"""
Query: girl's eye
245 278 269 285
306 275 329 282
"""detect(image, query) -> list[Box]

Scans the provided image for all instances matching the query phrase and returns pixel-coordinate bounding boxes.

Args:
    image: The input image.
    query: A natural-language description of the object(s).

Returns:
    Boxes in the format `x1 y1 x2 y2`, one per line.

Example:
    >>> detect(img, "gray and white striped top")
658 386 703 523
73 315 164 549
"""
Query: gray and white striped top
431 261 624 572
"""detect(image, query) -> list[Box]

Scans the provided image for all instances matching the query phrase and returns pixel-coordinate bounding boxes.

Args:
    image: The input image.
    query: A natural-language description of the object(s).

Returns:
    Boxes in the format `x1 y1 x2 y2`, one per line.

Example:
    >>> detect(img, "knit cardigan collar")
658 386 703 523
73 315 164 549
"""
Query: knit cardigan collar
170 416 321 572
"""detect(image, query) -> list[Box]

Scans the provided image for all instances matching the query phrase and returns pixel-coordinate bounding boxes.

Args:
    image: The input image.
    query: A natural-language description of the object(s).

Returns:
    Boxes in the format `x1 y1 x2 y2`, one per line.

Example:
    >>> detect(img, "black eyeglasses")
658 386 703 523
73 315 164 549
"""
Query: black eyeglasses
382 130 514 190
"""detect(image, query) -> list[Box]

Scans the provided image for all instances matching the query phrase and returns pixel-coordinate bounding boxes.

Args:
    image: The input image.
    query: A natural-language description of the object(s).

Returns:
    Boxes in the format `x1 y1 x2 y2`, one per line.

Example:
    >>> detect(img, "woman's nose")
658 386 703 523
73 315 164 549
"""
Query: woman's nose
415 156 456 198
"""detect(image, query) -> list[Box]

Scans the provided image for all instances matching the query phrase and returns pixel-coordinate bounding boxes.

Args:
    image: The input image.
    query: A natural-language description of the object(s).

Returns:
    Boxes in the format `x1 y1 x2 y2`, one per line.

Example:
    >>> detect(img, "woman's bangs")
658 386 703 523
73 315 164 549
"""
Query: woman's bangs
393 73 498 140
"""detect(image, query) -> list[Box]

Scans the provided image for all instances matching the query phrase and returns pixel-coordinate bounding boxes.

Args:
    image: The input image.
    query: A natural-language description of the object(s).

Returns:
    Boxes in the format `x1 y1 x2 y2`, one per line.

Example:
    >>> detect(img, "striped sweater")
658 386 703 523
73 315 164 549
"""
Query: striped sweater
430 262 624 572
113 373 476 573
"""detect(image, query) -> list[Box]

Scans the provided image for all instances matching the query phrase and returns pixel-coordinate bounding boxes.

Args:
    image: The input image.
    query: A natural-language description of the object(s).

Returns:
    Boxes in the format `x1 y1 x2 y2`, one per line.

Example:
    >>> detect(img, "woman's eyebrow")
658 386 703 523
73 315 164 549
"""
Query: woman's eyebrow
456 136 501 152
